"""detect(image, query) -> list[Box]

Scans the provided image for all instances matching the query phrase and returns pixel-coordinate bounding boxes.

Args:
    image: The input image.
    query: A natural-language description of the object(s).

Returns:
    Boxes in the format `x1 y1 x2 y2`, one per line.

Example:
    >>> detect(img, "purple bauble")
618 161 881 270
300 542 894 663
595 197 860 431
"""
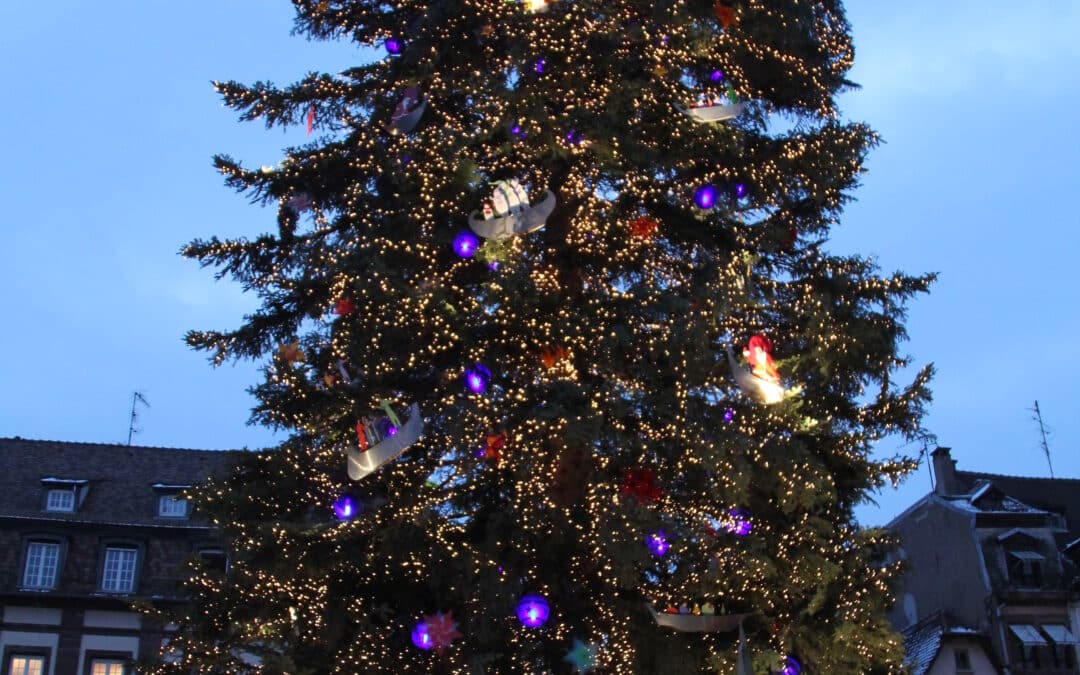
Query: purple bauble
646 531 670 557
693 185 718 210
779 655 802 675
385 38 402 55
710 69 724 82
453 230 480 258
516 595 550 628
464 364 492 394
332 495 356 520
411 620 433 650
723 408 735 424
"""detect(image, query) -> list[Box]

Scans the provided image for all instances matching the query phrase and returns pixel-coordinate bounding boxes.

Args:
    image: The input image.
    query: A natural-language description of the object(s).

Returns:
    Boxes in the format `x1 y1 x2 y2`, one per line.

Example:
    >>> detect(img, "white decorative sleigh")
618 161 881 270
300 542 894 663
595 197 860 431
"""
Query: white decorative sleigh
467 180 557 240
647 604 751 633
345 403 424 480
676 101 745 123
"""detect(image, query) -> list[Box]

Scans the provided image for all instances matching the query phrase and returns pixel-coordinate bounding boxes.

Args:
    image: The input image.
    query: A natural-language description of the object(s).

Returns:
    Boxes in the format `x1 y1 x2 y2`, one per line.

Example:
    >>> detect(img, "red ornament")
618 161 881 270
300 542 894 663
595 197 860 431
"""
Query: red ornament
629 215 659 239
356 421 369 451
540 345 568 369
714 1 736 28
307 104 315 134
620 468 662 504
484 429 506 464
334 298 356 316
743 335 779 383
423 611 463 653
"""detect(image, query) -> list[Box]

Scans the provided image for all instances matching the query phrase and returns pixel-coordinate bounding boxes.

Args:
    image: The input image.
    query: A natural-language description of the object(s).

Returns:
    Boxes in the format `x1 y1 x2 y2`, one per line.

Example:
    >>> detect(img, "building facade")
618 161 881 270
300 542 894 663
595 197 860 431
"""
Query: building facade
890 447 1080 675
0 438 237 675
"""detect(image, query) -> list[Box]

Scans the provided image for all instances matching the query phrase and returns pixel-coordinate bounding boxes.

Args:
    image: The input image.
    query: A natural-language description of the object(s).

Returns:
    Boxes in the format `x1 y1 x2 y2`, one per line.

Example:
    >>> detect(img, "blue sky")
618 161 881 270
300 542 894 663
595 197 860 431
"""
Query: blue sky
0 1 1077 526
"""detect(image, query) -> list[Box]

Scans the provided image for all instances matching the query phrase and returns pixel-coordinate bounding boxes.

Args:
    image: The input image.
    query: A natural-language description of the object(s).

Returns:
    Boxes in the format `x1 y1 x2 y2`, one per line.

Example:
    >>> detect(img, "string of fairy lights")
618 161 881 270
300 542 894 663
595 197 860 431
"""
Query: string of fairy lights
158 0 934 673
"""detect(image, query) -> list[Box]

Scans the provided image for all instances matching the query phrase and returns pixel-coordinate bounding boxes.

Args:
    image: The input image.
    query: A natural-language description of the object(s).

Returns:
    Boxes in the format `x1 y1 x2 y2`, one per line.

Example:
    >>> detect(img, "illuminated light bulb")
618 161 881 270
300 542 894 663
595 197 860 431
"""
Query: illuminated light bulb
693 185 718 210
733 182 748 199
453 231 480 258
516 595 550 628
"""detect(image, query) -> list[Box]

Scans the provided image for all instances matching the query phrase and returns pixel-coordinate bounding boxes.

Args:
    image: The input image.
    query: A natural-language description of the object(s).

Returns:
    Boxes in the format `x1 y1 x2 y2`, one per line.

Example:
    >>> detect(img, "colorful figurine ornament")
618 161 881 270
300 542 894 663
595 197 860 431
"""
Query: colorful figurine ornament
345 402 424 480
725 335 786 404
468 180 557 240
677 85 744 123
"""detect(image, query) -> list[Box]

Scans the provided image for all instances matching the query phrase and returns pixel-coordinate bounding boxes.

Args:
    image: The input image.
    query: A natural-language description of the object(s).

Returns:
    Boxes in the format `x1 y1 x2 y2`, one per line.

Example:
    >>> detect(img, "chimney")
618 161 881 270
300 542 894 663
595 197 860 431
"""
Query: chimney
931 447 958 495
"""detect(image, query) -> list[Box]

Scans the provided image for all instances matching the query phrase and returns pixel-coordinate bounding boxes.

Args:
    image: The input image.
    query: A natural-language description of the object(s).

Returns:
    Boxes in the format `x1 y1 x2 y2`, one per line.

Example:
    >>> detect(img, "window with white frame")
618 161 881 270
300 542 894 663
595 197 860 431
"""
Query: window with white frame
8 654 46 675
45 488 75 512
22 541 60 589
100 546 138 593
158 494 188 518
90 659 126 675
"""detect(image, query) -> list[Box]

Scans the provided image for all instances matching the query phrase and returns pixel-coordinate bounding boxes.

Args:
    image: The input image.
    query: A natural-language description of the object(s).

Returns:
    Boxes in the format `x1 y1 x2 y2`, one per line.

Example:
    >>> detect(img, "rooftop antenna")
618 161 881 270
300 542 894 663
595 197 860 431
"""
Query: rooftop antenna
1030 400 1054 478
127 391 150 446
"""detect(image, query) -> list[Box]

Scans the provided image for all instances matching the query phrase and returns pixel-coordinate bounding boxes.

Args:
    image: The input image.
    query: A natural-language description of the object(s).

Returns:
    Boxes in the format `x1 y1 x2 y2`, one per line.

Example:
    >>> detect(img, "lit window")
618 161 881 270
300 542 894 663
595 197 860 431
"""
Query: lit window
23 541 60 589
101 547 138 593
46 489 74 512
90 659 126 675
158 495 188 518
9 655 45 675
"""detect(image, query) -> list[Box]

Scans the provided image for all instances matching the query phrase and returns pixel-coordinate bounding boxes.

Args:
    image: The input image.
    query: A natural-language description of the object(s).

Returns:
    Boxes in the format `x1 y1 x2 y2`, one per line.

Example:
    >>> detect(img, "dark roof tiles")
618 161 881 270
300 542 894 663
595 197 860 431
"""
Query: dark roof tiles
0 437 241 528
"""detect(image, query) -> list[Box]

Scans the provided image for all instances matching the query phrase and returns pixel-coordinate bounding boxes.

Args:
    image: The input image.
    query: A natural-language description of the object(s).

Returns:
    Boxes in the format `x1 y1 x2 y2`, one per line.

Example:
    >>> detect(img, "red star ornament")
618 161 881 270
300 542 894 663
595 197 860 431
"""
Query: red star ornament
620 468 662 504
334 298 356 316
423 611 463 653
629 215 659 239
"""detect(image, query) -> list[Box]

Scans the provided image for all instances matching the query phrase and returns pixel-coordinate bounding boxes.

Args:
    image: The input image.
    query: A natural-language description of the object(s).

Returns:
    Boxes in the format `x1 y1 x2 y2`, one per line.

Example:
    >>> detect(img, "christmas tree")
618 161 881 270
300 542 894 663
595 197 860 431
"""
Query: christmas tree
153 0 935 672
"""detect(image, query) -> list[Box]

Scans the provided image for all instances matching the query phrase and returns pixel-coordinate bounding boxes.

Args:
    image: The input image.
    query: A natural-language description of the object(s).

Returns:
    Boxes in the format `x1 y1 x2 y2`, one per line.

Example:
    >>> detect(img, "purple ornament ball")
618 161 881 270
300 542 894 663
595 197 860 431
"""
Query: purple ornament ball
453 230 480 258
464 363 491 394
411 620 433 650
332 495 356 520
385 38 402 55
693 184 718 210
516 594 550 628
646 531 670 557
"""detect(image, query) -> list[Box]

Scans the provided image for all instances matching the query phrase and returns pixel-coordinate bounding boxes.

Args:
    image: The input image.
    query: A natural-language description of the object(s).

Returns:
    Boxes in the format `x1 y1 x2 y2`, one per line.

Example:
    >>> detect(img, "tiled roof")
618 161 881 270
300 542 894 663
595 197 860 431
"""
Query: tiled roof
0 437 242 528
903 615 943 675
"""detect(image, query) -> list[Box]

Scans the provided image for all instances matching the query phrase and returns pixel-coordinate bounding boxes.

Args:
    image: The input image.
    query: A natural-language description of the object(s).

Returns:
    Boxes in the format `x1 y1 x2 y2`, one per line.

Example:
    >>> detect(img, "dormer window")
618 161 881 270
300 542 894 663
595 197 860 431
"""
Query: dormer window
46 489 74 512
40 478 88 513
1008 550 1044 588
152 483 192 519
158 495 188 518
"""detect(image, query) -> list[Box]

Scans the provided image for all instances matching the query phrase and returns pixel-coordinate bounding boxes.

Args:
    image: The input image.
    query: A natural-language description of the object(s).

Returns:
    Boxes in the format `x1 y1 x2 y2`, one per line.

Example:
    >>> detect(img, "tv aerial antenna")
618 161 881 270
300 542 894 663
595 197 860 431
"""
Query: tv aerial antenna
1030 400 1054 478
127 391 150 446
